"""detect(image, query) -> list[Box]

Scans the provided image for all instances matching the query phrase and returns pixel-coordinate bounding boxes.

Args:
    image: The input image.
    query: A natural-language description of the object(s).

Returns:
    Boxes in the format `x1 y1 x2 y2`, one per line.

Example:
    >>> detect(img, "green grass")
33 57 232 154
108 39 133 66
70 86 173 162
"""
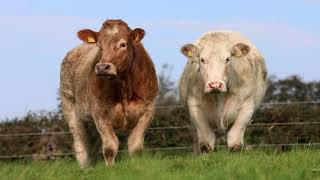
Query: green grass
0 149 320 180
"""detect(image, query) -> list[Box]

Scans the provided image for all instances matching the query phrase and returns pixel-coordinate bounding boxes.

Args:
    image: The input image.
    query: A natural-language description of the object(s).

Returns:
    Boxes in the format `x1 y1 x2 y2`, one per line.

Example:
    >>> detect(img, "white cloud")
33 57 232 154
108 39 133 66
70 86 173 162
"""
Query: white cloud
147 19 320 48
228 21 320 47
2 16 318 49
0 16 103 51
304 0 320 4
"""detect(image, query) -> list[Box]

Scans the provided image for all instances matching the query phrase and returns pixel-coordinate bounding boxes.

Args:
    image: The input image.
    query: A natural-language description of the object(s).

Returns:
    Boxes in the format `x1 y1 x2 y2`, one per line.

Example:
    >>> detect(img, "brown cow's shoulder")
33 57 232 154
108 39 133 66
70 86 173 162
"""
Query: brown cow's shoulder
60 43 100 107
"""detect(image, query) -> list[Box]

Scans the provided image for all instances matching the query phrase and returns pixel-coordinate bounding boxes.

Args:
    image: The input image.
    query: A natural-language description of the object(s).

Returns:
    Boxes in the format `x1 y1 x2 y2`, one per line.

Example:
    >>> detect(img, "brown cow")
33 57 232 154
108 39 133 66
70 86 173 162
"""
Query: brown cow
60 19 158 167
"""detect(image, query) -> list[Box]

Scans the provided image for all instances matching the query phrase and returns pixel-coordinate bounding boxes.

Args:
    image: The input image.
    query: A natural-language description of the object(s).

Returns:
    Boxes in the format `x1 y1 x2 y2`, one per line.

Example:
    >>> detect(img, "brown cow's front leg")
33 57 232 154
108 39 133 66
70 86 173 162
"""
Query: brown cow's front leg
127 103 154 156
92 107 119 166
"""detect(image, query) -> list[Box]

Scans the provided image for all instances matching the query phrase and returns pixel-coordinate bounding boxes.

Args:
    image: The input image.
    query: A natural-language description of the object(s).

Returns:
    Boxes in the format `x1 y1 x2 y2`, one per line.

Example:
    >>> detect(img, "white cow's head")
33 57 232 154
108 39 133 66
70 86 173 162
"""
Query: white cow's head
181 43 250 93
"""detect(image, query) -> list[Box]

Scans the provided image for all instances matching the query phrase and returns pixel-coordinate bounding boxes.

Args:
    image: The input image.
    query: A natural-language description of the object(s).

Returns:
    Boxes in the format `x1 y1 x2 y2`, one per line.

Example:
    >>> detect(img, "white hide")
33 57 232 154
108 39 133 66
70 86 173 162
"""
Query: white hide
179 31 268 152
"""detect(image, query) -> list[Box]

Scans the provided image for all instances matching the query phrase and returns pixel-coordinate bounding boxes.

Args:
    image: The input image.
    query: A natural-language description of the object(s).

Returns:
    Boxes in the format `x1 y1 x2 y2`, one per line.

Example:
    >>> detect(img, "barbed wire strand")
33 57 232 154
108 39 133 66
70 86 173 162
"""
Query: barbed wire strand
155 101 320 109
262 101 320 105
1 143 320 159
0 152 74 159
0 131 72 137
248 121 320 126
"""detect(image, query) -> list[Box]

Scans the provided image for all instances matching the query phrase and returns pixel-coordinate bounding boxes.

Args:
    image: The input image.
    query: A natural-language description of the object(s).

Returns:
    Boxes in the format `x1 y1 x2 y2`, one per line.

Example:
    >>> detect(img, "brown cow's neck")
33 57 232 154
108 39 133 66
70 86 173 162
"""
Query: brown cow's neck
119 71 133 101
128 43 158 102
93 73 132 100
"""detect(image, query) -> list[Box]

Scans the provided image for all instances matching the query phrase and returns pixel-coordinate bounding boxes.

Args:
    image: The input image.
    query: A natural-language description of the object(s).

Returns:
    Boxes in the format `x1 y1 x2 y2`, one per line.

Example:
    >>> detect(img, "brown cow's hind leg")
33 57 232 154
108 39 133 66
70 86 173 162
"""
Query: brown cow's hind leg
69 119 92 167
62 104 92 167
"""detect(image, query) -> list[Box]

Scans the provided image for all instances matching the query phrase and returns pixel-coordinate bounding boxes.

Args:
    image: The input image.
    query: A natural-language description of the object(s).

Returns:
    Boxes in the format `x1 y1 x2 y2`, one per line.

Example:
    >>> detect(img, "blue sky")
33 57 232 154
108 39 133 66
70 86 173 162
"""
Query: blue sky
0 0 319 119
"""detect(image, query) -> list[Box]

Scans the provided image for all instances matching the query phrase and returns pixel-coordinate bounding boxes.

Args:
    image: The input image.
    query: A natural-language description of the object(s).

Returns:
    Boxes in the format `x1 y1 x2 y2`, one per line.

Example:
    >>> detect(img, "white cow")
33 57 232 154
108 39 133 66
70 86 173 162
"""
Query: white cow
179 31 267 153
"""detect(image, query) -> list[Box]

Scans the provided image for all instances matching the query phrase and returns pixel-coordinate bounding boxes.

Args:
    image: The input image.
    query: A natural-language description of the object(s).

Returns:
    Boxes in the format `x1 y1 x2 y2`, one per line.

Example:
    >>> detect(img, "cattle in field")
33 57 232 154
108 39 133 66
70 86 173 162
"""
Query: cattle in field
179 31 267 153
60 19 158 167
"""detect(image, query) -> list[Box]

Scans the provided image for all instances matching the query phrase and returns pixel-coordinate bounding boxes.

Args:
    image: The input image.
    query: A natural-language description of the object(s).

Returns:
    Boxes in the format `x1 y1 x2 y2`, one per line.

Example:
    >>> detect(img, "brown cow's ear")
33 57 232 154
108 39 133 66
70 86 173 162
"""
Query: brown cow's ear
77 29 99 43
231 43 251 57
181 44 199 58
131 28 145 42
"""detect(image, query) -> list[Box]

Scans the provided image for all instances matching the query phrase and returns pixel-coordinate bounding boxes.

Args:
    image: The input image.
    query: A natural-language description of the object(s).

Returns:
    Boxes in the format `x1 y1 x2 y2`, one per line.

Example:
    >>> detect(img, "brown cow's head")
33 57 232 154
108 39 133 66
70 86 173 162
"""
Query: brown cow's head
77 19 145 80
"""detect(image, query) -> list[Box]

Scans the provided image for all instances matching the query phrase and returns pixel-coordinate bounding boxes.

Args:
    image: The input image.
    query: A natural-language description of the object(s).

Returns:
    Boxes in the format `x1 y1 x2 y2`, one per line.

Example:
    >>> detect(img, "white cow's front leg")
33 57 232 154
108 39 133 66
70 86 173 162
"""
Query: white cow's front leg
188 98 215 154
227 99 254 151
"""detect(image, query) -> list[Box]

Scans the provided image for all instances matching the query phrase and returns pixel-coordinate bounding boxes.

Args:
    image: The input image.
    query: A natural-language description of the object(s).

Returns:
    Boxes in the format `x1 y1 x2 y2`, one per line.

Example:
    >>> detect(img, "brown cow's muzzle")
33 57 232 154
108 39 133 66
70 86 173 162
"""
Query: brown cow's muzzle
95 62 117 79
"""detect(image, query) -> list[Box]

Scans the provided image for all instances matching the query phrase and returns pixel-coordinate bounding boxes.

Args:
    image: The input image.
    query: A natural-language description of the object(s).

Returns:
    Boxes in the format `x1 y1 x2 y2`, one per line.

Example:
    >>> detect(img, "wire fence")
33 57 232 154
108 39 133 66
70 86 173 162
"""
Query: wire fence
0 101 319 159
154 101 320 109
1 143 320 159
1 121 320 137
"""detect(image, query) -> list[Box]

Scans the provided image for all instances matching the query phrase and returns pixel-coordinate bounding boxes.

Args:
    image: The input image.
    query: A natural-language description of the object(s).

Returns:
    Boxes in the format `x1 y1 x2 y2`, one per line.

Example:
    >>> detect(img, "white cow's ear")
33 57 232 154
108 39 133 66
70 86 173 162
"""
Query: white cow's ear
77 29 99 43
231 43 251 57
181 44 199 58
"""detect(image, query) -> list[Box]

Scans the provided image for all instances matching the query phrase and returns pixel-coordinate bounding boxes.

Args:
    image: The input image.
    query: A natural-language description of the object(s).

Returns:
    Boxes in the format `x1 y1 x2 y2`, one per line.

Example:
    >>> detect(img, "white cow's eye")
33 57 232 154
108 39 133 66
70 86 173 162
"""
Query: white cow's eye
200 58 205 63
226 57 231 63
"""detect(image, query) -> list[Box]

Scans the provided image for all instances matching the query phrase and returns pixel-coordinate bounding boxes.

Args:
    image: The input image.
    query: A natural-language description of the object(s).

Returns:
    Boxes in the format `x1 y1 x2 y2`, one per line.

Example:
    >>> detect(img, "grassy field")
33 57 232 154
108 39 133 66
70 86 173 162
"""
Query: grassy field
0 149 319 180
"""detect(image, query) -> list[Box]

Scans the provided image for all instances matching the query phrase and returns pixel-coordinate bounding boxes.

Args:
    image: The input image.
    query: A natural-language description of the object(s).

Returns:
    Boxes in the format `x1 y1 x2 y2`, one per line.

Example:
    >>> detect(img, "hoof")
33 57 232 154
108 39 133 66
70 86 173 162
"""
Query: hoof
228 144 242 152
103 148 117 166
200 143 213 154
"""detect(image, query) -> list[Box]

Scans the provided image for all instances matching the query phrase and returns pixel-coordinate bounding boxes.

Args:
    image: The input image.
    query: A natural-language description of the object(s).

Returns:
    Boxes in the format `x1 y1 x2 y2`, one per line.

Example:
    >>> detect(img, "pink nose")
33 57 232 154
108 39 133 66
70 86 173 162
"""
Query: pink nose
208 81 224 91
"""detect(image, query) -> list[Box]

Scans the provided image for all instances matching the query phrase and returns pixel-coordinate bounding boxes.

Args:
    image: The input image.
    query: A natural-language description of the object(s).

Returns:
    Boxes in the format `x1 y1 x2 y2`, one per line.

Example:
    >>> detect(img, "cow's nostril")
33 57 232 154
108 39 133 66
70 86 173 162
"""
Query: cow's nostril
105 64 110 70
96 64 103 71
209 82 215 89
209 81 224 90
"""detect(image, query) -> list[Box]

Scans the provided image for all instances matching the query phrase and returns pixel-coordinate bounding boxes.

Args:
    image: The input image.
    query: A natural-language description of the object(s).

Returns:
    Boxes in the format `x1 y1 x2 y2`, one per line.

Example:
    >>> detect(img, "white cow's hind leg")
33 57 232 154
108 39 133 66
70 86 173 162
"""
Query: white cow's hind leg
227 99 254 151
188 98 215 153
189 127 200 155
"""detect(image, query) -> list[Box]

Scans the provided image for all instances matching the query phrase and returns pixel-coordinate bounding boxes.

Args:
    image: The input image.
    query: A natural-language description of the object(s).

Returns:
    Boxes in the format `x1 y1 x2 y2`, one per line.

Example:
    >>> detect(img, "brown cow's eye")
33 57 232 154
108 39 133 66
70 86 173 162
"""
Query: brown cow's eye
200 58 205 63
226 57 231 63
120 43 127 48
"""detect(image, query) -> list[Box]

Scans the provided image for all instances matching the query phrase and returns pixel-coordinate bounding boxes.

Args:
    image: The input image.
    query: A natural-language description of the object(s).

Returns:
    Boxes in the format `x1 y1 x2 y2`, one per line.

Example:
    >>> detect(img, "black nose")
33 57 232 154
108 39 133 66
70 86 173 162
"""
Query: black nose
96 64 110 71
